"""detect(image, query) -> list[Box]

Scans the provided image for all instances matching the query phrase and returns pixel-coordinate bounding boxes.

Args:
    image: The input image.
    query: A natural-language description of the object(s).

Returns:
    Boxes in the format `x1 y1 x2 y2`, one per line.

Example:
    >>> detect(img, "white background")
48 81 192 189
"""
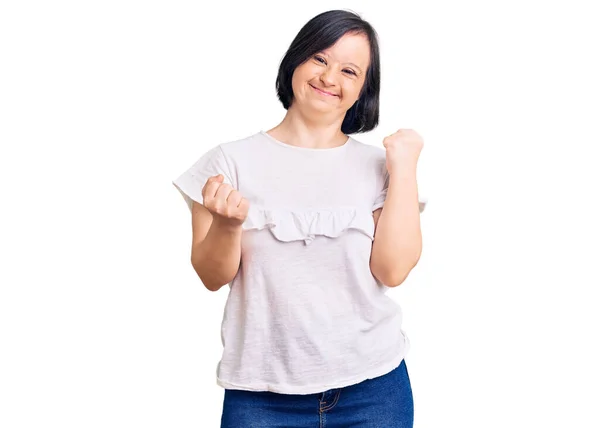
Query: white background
1 1 599 427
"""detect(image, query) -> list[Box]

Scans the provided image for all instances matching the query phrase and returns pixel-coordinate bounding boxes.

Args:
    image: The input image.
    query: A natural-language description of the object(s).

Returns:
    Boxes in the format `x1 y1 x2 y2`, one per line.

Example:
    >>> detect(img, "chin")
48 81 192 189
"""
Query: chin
306 100 337 112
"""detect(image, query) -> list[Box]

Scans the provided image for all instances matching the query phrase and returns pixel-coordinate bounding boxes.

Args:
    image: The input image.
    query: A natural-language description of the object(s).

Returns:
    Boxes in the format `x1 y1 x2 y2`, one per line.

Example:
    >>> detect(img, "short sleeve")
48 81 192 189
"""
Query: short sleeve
371 168 428 213
371 167 390 212
172 145 235 213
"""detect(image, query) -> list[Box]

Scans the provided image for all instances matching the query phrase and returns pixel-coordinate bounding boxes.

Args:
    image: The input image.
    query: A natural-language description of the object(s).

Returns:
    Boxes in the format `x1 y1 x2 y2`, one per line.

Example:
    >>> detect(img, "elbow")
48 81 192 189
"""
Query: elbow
203 280 226 292
190 259 232 292
371 262 405 288
371 257 420 288
376 270 409 288
198 270 230 292
197 271 222 292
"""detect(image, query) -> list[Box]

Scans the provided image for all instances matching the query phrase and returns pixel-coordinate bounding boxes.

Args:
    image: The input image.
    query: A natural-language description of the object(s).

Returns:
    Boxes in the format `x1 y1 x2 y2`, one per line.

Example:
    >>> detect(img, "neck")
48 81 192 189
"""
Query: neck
268 104 348 149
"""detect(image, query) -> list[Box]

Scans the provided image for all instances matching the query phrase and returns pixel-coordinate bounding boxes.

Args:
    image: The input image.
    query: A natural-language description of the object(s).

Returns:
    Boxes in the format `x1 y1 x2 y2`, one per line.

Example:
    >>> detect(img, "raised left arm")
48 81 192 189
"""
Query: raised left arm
370 129 424 287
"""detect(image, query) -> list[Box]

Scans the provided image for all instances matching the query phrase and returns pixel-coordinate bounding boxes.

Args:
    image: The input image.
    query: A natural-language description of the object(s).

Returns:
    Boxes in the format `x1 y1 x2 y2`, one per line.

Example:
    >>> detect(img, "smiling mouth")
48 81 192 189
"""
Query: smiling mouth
310 84 338 97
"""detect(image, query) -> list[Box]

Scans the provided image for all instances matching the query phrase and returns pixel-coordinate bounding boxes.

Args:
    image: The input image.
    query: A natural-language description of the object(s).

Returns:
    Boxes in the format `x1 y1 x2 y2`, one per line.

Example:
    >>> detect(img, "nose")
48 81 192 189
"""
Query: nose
319 66 337 87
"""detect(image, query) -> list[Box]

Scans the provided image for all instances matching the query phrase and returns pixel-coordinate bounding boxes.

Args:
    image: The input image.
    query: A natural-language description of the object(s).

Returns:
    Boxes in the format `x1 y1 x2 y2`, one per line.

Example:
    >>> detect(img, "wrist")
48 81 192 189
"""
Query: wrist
389 162 417 179
212 216 244 233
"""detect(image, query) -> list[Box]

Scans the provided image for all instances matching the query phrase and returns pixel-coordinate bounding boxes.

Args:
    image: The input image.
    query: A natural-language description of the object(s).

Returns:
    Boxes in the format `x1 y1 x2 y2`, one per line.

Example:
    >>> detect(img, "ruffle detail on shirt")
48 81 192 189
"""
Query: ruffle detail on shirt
242 206 375 245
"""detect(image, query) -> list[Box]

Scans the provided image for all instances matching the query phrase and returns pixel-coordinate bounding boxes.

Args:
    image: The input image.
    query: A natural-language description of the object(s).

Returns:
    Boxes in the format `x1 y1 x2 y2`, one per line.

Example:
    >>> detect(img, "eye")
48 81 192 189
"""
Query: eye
314 55 326 64
314 55 356 76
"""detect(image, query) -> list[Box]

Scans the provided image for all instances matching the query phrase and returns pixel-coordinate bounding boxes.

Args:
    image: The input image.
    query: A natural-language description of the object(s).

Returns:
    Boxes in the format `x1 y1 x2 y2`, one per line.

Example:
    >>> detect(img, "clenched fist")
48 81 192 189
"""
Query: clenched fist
202 174 250 228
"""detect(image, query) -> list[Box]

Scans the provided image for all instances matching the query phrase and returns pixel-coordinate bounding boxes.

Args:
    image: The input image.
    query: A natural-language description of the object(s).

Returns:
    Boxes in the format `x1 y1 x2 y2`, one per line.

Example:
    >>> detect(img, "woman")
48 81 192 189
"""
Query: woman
173 9 426 428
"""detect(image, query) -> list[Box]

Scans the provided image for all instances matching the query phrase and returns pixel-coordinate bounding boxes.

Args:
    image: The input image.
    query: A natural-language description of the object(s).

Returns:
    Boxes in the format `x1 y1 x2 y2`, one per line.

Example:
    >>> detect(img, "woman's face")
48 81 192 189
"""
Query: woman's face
290 32 371 115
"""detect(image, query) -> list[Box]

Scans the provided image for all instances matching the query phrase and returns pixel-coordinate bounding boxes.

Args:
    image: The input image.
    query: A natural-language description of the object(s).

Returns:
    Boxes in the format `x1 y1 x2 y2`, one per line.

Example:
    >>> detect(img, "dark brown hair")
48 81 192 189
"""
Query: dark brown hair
275 9 381 134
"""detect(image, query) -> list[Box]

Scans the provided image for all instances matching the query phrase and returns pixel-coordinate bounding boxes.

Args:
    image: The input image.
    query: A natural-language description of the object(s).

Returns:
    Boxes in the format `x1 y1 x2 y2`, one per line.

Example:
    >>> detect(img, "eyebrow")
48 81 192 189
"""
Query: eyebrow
319 52 363 74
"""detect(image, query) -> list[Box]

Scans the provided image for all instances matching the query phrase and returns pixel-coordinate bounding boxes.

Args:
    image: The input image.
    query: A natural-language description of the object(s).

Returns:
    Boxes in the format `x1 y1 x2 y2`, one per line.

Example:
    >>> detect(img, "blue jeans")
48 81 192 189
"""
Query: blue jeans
220 359 414 428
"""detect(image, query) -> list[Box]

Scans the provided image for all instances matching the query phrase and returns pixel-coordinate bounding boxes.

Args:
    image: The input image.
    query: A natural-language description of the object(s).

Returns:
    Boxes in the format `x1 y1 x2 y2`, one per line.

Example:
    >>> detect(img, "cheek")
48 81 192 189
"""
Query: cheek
291 69 310 90
342 83 361 101
290 74 304 97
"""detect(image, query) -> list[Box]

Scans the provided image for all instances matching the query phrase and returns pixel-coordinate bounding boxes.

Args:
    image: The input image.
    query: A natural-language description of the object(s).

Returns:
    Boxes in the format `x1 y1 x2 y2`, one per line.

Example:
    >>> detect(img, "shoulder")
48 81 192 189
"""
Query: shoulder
195 132 264 168
219 132 264 155
349 134 385 155
185 132 262 176
347 135 387 170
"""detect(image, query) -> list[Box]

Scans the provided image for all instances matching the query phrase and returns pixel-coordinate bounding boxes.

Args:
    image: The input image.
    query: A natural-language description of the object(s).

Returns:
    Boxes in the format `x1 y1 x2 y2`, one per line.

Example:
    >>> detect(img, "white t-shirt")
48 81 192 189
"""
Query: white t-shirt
172 130 426 395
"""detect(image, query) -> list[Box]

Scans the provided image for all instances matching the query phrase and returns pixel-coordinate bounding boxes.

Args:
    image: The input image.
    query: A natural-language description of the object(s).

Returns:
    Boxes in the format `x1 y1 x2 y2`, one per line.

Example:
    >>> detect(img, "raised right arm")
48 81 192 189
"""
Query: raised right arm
190 201 243 292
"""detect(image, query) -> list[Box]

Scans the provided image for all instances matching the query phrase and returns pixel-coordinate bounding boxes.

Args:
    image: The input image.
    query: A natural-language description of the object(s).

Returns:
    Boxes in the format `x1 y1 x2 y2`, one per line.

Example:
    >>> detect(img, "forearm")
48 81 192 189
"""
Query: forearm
192 218 242 291
371 163 422 286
